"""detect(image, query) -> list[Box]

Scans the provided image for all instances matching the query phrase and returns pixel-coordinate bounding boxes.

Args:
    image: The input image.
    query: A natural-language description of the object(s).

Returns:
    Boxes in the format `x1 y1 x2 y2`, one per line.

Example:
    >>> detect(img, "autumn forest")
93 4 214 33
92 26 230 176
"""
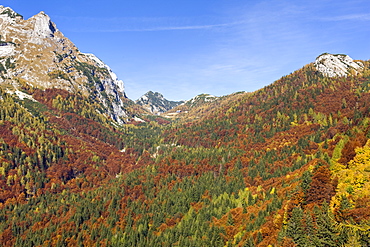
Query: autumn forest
1 58 370 247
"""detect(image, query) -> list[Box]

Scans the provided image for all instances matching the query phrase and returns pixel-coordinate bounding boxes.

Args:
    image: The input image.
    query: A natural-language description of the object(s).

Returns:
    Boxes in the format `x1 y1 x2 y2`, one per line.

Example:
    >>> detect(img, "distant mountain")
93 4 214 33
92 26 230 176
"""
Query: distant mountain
163 92 248 120
135 91 184 114
0 5 131 123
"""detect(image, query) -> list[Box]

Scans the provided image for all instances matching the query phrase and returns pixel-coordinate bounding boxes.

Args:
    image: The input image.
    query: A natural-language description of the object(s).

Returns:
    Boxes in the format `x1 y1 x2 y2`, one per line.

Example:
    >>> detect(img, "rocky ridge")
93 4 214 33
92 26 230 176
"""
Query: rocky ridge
0 6 128 123
314 53 364 77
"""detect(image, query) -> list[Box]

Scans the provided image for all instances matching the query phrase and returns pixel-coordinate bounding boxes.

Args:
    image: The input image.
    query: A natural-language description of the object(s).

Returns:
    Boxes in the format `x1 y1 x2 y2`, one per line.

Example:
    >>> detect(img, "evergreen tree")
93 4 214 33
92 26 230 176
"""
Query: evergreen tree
312 203 340 246
286 206 306 246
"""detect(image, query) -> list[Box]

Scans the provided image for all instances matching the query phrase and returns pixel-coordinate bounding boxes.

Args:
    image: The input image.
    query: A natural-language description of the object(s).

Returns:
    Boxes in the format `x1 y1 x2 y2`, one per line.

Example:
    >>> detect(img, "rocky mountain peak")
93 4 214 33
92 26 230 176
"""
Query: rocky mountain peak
0 6 129 124
0 5 22 19
142 91 165 102
28 11 57 44
136 91 184 114
314 53 363 77
0 6 23 31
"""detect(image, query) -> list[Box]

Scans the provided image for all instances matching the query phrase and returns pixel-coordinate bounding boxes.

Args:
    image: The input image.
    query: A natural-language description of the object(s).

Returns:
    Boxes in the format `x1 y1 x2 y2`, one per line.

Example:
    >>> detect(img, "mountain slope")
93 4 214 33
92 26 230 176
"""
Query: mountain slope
159 54 370 244
0 6 130 123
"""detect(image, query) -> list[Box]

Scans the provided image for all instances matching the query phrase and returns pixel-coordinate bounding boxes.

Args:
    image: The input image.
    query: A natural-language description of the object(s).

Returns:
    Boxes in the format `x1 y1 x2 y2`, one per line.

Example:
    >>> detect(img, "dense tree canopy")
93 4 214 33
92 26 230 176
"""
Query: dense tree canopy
1 61 370 246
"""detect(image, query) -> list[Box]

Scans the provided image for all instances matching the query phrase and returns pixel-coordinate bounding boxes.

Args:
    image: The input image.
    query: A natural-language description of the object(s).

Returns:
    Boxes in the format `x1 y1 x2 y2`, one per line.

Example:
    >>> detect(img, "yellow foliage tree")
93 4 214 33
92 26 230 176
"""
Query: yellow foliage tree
331 139 370 209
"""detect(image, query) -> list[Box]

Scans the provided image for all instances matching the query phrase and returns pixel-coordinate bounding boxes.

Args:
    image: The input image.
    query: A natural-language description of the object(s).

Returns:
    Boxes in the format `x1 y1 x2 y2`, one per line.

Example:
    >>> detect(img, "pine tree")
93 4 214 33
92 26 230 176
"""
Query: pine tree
312 203 340 246
286 206 306 246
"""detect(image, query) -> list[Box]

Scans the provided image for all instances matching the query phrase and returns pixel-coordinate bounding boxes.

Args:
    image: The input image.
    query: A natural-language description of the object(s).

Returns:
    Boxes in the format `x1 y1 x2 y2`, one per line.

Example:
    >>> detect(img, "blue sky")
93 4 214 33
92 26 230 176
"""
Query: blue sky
2 0 370 100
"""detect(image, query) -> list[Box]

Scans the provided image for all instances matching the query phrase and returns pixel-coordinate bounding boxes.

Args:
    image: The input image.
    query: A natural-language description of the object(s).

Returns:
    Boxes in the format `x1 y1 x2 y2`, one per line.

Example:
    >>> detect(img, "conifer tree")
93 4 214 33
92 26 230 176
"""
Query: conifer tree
286 206 306 246
312 203 340 246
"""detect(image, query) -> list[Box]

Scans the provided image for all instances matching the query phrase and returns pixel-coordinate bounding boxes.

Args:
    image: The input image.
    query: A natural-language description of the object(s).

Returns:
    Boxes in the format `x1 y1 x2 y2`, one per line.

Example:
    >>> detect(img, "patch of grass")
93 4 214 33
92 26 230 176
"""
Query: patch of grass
20 98 49 117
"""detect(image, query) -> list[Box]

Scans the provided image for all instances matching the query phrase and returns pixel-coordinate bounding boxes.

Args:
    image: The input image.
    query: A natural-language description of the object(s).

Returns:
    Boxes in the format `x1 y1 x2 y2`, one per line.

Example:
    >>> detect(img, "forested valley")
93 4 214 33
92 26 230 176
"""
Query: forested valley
1 61 370 246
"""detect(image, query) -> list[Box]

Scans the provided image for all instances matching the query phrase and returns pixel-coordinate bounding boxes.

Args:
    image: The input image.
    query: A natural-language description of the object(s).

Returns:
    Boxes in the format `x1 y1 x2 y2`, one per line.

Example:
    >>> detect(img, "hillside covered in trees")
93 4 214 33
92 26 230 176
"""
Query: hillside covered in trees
0 52 370 246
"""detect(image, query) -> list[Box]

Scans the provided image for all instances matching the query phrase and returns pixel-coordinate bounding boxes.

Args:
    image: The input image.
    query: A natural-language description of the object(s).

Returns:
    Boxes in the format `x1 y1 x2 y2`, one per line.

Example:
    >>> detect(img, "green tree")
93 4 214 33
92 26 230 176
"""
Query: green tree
312 203 340 246
286 206 306 246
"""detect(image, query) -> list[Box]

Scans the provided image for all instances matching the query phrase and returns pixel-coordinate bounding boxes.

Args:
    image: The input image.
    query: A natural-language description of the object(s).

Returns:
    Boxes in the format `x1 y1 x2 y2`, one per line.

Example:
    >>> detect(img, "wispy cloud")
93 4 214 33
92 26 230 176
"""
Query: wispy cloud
89 21 242 32
319 13 370 21
55 15 242 32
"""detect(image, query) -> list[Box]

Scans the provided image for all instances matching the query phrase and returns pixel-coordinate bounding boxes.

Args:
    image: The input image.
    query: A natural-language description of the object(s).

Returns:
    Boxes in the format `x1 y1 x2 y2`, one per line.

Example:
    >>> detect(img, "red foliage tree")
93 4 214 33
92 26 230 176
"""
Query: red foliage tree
306 165 336 205
339 134 367 167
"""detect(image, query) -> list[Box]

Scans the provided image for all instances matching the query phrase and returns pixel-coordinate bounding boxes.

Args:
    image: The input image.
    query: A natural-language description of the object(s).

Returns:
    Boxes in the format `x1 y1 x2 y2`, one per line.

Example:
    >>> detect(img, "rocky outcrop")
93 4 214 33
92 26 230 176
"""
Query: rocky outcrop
185 94 217 107
314 53 363 77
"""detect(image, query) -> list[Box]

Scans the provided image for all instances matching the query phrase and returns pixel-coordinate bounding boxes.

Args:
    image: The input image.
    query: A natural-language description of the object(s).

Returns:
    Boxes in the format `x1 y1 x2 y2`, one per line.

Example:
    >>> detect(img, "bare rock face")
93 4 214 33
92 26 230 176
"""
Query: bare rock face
0 6 127 123
314 53 363 77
